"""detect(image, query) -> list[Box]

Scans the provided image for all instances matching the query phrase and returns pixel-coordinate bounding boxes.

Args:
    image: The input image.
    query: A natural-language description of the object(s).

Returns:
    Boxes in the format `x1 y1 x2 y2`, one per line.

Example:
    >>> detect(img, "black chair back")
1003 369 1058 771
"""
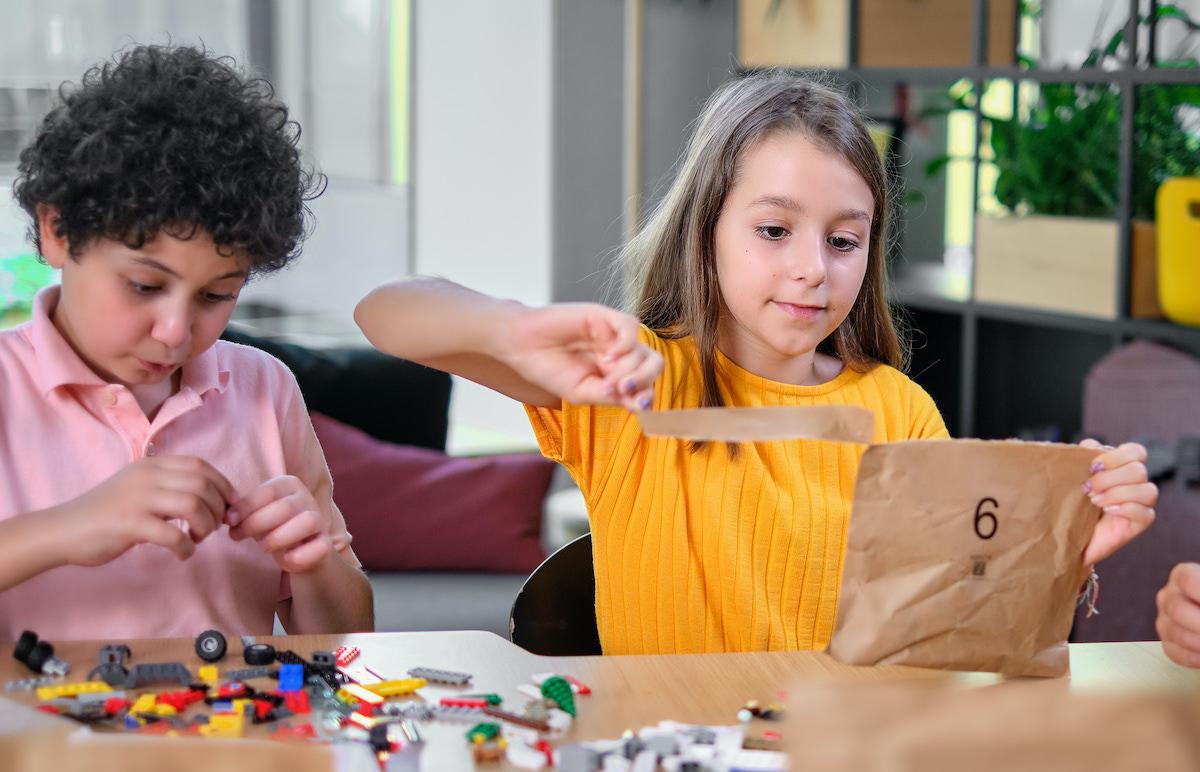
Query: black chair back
509 533 601 655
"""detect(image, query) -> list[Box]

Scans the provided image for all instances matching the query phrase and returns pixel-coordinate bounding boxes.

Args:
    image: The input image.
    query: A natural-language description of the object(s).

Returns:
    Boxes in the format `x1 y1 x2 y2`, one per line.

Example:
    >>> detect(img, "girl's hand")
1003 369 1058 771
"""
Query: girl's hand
54 456 233 566
504 303 664 411
1078 439 1157 565
228 476 333 574
1157 563 1200 668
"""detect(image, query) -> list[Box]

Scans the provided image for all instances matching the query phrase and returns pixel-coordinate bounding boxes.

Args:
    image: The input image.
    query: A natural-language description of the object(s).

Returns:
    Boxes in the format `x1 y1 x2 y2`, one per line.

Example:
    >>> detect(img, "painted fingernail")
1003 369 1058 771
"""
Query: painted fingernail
1081 481 1092 495
638 395 652 410
624 378 638 395
1090 461 1105 473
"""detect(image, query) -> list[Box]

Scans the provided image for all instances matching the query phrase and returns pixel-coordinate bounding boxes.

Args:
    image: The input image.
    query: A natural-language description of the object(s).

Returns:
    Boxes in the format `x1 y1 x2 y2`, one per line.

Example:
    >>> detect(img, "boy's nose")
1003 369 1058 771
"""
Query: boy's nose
151 304 192 349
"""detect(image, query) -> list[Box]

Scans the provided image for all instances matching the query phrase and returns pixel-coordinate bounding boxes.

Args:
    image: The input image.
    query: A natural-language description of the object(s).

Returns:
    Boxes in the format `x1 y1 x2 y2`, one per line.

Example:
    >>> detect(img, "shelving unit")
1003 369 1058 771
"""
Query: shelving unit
750 0 1200 439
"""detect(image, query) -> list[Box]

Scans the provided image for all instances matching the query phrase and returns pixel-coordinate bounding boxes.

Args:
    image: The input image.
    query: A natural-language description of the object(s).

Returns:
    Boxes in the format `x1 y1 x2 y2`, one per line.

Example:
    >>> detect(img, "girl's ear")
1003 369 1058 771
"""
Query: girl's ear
36 204 70 269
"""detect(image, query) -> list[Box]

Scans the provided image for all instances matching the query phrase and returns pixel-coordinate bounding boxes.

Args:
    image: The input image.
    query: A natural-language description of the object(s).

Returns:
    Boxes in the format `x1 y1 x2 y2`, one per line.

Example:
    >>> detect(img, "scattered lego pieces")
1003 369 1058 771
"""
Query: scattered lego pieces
338 683 384 706
278 664 305 692
539 676 576 716
5 675 64 692
407 667 471 686
224 666 278 682
88 645 131 687
243 643 276 666
36 680 112 701
365 678 427 698
123 662 192 689
194 630 227 662
334 645 360 666
13 631 70 677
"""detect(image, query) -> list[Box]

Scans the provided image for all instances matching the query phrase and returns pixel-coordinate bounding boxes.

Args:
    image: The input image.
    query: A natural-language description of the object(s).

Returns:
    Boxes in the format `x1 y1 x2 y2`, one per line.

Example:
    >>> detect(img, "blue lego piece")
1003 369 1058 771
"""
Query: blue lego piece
278 663 304 692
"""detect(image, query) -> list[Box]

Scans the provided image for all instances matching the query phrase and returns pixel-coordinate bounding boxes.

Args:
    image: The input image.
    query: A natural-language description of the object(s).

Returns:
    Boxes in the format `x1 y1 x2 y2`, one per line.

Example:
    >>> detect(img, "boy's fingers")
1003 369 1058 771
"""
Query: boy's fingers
230 492 306 541
139 518 196 561
230 477 297 522
157 456 236 506
1171 563 1200 602
280 535 332 572
151 490 220 542
257 510 322 553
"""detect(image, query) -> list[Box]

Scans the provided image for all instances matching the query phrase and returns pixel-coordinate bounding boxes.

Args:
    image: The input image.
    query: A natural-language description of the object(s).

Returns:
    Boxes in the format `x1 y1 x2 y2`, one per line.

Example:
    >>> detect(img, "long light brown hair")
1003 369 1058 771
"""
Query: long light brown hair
620 70 905 413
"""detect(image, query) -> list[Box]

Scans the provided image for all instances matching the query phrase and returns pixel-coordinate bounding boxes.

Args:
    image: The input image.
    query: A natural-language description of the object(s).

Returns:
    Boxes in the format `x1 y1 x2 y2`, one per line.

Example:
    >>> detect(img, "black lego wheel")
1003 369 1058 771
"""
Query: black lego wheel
13 630 37 663
194 630 228 662
243 643 276 666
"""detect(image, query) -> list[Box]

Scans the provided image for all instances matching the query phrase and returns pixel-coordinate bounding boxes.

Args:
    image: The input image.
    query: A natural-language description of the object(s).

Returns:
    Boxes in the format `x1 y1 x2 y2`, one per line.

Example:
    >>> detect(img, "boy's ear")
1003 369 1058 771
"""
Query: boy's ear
36 205 70 269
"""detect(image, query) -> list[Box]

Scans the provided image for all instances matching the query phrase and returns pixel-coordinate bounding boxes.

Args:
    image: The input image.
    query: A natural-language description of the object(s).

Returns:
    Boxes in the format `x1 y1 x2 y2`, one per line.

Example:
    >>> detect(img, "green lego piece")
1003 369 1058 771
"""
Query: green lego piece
463 693 503 705
466 722 500 743
539 675 576 717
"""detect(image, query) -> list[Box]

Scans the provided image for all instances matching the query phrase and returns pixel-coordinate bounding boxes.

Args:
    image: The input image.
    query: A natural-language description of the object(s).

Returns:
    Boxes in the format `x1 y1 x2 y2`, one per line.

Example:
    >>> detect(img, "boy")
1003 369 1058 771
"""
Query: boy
0 45 372 638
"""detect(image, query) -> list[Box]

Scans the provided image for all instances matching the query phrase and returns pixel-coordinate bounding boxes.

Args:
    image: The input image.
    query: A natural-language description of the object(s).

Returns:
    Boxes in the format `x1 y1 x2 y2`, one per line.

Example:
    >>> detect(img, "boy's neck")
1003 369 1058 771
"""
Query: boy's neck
130 370 183 421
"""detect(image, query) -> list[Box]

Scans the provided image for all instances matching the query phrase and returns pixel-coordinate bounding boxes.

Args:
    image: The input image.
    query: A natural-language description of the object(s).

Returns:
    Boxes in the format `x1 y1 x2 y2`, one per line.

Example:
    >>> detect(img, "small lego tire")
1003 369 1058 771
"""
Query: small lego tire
195 630 228 662
244 643 276 666
25 641 53 673
13 631 38 663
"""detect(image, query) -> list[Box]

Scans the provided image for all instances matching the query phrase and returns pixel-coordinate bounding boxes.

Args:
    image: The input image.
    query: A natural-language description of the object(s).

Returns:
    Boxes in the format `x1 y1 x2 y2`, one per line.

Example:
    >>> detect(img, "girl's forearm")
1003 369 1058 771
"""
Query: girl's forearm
354 277 521 365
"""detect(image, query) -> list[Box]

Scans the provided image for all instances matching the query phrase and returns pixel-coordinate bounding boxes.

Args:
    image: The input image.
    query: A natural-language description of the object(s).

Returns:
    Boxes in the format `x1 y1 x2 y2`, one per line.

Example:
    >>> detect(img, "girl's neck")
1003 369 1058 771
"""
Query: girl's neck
715 327 843 386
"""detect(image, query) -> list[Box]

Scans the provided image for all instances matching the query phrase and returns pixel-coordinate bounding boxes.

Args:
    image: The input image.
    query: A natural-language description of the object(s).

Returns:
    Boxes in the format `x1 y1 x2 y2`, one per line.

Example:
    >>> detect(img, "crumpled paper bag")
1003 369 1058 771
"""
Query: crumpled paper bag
828 439 1099 676
786 679 1200 772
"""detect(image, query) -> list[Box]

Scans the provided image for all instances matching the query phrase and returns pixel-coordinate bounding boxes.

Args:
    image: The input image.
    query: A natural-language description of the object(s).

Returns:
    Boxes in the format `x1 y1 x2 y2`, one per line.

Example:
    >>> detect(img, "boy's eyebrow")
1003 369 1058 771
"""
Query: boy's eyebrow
749 195 872 224
131 256 247 281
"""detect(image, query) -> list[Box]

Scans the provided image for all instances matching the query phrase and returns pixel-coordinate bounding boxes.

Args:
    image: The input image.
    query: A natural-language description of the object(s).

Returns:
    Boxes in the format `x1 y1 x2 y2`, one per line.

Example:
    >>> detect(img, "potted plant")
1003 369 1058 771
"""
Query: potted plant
937 3 1200 318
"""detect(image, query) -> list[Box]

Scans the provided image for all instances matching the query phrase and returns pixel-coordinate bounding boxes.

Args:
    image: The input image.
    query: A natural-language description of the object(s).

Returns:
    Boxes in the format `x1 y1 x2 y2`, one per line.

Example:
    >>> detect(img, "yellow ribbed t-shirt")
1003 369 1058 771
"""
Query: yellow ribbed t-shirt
526 329 949 655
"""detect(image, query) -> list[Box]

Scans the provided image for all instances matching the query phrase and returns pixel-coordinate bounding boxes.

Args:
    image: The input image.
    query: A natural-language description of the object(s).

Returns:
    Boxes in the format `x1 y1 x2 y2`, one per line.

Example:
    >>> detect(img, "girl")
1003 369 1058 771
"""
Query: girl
356 71 1155 654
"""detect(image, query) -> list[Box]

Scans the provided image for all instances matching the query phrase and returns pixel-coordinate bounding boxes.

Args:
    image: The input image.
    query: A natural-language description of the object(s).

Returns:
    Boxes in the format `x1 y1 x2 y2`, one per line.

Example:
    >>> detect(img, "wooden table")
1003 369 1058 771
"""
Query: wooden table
1 632 1196 771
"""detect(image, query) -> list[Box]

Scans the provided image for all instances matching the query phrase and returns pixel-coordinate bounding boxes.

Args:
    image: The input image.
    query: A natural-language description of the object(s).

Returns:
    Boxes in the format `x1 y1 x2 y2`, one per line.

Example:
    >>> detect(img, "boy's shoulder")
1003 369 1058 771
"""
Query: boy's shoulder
209 338 300 393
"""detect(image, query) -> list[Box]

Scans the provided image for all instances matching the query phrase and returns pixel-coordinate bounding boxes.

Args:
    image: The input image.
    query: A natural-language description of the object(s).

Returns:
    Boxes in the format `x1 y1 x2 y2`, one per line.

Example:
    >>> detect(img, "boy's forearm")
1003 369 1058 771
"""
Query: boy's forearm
0 509 71 592
284 549 375 634
354 277 521 365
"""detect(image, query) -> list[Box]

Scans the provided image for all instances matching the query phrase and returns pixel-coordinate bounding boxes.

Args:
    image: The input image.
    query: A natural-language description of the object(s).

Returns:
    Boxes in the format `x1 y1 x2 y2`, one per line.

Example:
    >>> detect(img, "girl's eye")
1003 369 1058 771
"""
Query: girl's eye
202 292 237 304
756 225 789 241
829 236 861 253
127 281 160 295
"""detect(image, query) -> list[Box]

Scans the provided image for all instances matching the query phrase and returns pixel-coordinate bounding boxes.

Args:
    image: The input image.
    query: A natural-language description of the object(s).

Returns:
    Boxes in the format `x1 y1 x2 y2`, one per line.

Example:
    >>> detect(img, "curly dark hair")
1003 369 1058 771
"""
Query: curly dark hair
13 44 324 274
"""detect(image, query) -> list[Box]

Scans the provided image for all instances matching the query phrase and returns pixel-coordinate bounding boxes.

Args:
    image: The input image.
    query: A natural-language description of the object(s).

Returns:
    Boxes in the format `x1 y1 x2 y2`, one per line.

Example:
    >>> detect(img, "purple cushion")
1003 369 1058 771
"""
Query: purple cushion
311 412 553 573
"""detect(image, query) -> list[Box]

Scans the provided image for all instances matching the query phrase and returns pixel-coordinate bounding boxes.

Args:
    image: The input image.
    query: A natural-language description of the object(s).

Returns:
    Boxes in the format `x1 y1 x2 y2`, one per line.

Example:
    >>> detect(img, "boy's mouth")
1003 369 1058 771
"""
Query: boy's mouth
137 358 180 375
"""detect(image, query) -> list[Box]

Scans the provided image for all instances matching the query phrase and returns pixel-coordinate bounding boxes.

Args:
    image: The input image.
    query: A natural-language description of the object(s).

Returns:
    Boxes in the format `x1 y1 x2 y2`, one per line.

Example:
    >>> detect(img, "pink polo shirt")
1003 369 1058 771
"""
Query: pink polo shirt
0 286 354 640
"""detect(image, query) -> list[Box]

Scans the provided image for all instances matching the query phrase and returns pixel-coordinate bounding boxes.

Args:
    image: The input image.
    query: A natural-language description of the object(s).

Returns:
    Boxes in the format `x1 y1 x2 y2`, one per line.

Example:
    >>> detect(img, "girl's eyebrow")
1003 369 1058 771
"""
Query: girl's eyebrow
748 195 871 225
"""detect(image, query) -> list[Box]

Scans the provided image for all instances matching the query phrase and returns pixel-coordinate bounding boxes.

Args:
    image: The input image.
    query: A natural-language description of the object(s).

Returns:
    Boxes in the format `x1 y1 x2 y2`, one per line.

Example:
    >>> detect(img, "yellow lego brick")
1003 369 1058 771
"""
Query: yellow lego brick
346 711 376 731
365 678 427 698
338 683 385 705
36 681 112 701
199 713 244 738
132 694 157 714
153 703 177 717
197 665 218 685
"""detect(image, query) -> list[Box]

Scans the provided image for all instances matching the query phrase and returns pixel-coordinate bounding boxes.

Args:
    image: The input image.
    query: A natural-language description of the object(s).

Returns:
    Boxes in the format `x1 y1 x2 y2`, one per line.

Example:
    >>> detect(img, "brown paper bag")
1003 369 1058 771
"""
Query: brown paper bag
829 439 1099 676
786 679 1200 772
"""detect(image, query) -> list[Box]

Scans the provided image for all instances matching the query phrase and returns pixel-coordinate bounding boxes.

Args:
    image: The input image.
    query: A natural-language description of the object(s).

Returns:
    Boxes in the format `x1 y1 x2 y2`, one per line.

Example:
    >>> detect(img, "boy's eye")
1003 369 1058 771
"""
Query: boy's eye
756 225 789 241
127 280 161 295
829 236 861 253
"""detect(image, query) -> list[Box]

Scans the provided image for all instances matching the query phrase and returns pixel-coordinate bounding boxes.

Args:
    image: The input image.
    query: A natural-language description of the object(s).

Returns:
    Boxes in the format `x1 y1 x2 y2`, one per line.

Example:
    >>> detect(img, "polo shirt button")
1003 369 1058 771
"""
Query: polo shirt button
105 390 118 407
146 442 156 457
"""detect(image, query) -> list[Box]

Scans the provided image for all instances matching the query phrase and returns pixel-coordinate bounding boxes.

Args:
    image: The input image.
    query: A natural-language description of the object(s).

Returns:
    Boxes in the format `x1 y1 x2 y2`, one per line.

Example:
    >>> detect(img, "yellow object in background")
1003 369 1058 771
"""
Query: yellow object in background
1157 177 1200 327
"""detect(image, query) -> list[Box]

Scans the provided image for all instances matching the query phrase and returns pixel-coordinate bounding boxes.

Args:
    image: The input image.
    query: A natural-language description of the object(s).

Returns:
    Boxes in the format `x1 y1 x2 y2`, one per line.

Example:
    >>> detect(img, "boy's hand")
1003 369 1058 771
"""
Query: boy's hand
227 476 332 573
56 456 233 566
1079 439 1157 565
1157 563 1200 668
504 303 664 411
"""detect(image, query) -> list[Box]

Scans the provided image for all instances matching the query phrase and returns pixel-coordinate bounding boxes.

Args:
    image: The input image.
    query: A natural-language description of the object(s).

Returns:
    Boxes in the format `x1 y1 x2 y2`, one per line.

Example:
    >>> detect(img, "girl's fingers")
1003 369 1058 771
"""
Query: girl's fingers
1088 482 1159 511
1085 461 1148 495
1087 441 1147 474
